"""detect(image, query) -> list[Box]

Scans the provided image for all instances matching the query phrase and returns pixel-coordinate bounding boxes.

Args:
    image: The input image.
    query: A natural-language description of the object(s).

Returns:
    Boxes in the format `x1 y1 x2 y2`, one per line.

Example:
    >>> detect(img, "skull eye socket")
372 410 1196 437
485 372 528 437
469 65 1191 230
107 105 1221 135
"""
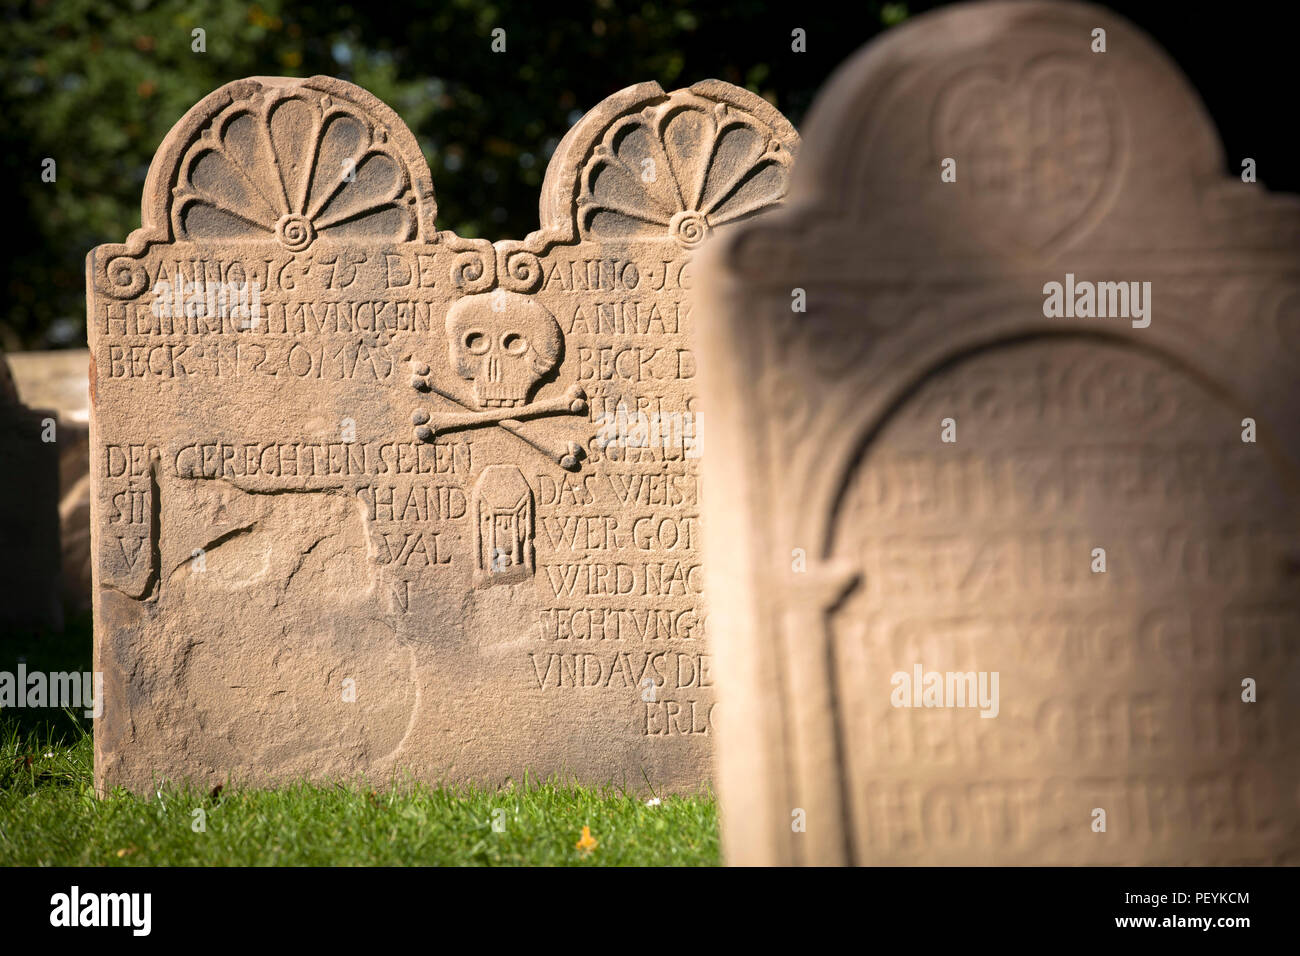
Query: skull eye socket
464 331 490 355
501 333 527 355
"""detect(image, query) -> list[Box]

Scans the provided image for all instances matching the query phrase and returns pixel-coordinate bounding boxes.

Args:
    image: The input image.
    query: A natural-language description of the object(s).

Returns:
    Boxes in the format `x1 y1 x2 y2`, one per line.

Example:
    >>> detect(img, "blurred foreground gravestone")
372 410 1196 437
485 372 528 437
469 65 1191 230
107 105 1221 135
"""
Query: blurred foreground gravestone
86 75 797 793
694 1 1300 864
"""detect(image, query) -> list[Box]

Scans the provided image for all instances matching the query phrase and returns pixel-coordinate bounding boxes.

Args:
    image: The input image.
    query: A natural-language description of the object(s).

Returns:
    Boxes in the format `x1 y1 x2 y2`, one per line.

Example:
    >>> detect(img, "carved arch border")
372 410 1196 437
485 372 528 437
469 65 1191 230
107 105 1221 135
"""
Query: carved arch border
759 317 1300 865
805 319 1300 562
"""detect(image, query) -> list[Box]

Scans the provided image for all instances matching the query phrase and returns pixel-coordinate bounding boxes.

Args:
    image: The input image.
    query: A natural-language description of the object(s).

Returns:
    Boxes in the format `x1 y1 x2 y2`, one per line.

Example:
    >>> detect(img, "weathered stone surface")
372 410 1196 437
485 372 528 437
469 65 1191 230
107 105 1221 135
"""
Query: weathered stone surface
694 1 1300 864
0 354 63 634
87 75 797 793
8 349 92 613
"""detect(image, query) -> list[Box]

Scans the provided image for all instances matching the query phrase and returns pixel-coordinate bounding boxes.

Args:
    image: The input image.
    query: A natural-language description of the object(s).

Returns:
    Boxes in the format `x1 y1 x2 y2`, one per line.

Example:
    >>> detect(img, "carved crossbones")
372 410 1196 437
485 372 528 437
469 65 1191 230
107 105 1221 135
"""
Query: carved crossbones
409 365 588 471
406 291 590 470
417 380 588 433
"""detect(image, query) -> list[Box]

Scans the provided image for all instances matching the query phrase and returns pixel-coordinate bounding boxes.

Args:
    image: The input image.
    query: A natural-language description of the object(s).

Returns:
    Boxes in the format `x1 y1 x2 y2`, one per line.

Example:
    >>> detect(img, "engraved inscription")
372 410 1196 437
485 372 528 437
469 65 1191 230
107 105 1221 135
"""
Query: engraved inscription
829 341 1299 864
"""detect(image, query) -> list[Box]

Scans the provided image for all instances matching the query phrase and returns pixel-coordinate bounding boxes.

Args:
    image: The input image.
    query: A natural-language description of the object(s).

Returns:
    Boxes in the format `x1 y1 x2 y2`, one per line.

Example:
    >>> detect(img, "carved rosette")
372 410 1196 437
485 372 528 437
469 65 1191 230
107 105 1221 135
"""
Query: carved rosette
932 59 1122 255
172 86 420 250
577 92 793 249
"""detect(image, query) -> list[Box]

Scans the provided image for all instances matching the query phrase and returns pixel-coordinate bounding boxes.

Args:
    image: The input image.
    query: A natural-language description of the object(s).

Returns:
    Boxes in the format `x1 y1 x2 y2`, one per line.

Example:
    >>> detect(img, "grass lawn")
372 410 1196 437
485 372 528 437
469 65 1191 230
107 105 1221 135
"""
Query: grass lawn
0 618 719 867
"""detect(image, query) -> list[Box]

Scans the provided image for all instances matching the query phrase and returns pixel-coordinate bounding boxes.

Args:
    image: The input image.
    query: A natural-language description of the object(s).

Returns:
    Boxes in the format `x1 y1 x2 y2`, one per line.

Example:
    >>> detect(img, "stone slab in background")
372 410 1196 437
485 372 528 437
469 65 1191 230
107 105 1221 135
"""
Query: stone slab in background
0 354 62 634
8 349 92 614
86 75 797 794
694 1 1300 864
7 350 91 426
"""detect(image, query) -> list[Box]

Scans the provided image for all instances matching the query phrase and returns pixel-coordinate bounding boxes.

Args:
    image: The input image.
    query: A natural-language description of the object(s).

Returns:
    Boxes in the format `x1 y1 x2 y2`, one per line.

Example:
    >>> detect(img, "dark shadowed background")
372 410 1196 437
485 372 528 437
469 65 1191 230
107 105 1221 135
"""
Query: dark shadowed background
1 0 1293 349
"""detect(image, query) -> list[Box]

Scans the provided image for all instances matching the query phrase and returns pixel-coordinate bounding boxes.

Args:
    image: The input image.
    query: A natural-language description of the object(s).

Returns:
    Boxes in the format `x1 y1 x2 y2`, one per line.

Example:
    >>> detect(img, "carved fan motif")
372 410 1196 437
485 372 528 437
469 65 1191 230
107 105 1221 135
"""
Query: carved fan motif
578 92 792 249
173 88 418 250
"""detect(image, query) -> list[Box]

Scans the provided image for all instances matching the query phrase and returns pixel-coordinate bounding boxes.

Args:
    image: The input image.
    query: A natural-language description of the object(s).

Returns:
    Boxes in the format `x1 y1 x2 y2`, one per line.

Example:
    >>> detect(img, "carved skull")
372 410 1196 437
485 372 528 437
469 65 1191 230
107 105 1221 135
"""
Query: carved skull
446 292 563 407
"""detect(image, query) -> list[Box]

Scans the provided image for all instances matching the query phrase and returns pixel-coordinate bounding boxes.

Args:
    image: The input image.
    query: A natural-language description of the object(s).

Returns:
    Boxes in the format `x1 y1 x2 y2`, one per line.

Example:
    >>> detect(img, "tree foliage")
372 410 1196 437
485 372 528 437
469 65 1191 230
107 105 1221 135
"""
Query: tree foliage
1 0 914 348
5 1 1287 349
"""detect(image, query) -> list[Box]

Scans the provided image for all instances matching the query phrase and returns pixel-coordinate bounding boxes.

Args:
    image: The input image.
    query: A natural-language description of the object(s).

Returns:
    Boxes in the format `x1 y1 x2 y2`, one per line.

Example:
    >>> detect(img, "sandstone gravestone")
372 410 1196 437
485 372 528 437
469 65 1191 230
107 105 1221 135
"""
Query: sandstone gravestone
695 1 1300 865
87 76 797 793
0 353 63 634
8 349 93 613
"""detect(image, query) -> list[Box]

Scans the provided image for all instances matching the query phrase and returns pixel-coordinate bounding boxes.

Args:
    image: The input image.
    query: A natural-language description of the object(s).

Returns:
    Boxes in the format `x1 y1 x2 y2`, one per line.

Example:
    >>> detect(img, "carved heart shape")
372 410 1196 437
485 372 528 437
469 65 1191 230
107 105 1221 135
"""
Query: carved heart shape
934 59 1125 257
